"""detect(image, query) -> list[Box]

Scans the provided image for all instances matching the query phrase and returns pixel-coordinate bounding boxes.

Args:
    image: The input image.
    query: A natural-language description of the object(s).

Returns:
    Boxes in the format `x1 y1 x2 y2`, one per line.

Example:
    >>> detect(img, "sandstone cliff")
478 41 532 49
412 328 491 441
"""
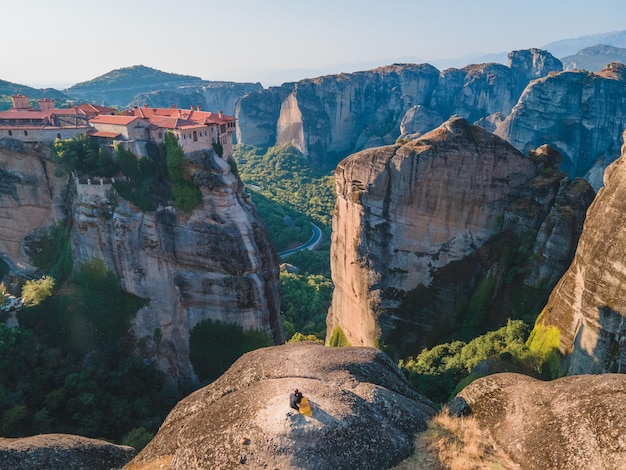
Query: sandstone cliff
0 139 66 273
327 117 593 354
534 131 626 375
450 372 626 469
71 150 284 379
496 63 626 189
236 50 562 168
0 139 284 381
125 342 436 470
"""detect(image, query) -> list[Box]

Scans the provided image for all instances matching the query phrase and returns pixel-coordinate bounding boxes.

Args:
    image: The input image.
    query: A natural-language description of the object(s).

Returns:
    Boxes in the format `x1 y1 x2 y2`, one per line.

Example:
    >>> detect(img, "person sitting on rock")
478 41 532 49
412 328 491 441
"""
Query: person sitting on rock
289 389 303 411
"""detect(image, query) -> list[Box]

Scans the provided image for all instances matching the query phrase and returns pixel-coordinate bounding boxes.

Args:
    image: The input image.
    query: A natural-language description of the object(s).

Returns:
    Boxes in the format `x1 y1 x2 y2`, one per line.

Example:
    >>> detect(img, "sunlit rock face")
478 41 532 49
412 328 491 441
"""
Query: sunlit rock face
496 63 626 189
0 140 66 272
536 131 626 375
71 150 284 380
327 117 593 353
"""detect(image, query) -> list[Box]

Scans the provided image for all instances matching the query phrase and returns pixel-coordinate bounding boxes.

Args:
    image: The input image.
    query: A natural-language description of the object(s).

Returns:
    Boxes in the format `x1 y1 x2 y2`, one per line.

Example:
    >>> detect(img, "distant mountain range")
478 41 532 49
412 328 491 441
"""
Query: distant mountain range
561 44 626 71
543 29 626 57
65 65 206 106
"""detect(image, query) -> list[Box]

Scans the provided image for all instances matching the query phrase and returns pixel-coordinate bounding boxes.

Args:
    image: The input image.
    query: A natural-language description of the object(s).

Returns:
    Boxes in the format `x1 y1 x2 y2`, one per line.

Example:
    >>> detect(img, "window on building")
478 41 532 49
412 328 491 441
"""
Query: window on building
24 130 28 136
158 132 163 139
8 130 12 136
193 131 197 142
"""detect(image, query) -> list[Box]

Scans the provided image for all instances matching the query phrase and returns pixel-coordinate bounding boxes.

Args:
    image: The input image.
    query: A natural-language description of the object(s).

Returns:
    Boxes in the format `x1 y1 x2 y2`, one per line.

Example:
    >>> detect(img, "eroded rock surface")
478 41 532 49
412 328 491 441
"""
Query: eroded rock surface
0 140 66 272
496 63 626 188
71 150 284 379
237 50 561 168
125 342 436 470
454 373 626 470
327 117 593 353
0 433 135 470
536 131 626 374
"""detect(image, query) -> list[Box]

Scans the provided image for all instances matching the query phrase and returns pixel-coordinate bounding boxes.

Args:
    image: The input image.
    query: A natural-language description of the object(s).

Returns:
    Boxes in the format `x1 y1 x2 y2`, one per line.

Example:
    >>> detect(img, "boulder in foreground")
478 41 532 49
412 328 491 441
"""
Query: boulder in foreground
0 433 135 470
126 342 436 469
453 373 626 469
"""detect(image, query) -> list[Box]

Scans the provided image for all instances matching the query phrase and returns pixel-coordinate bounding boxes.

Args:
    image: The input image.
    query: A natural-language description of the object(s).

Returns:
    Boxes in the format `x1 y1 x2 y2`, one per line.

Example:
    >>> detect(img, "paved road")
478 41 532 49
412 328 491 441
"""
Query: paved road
278 222 323 258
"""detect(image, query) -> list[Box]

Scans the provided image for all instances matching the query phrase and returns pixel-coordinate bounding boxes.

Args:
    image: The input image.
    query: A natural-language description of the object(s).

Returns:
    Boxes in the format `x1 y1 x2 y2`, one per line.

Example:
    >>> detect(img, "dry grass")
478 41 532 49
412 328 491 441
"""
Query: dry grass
391 410 519 470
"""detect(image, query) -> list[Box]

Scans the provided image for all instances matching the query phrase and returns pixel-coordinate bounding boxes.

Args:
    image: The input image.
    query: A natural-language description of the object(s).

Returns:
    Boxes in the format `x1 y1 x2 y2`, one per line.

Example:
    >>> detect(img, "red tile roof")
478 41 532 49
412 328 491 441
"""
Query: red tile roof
90 131 121 138
151 116 206 130
132 106 236 126
89 115 139 125
77 103 117 116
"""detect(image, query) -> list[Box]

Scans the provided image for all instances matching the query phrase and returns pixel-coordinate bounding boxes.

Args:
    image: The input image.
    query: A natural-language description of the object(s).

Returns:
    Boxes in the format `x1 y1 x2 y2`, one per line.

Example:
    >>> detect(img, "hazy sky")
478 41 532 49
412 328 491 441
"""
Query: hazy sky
3 0 625 89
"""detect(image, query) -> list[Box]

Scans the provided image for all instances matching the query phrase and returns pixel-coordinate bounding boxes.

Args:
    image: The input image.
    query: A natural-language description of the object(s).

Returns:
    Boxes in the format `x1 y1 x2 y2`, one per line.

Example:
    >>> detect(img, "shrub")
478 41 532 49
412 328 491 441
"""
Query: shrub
123 426 154 451
287 332 324 344
21 276 55 306
526 317 562 379
328 326 351 347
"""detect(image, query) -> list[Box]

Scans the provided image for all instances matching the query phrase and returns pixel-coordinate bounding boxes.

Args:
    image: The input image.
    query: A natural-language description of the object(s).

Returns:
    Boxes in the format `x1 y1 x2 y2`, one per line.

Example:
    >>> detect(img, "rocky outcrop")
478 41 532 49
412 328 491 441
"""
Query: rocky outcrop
125 342 436 470
327 117 593 353
0 140 66 273
0 434 135 470
236 50 562 168
534 131 626 375
239 64 441 168
0 139 283 381
507 48 564 79
451 372 626 469
71 150 284 379
496 63 626 189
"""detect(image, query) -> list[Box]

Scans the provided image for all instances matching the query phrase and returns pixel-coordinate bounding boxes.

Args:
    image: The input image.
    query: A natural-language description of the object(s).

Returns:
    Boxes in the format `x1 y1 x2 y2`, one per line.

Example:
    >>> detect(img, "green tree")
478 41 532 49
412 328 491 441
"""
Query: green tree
21 276 55 306
52 134 118 177
189 319 273 383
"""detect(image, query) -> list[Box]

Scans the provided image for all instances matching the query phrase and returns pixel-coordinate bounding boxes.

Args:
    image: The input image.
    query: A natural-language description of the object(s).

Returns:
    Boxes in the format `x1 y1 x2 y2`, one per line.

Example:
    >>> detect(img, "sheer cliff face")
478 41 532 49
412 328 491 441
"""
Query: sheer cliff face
538 132 626 375
236 50 562 168
327 117 593 351
496 63 626 189
0 141 66 270
71 152 284 379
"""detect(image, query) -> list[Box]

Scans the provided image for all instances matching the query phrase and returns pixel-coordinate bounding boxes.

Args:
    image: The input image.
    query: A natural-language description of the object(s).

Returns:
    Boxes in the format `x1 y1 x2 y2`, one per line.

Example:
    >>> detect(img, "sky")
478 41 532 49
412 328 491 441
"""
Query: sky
2 0 626 89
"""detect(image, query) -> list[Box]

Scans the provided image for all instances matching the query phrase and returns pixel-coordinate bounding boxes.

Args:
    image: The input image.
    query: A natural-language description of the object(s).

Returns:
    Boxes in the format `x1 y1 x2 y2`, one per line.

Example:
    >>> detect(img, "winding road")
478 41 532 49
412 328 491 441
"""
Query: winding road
278 222 323 258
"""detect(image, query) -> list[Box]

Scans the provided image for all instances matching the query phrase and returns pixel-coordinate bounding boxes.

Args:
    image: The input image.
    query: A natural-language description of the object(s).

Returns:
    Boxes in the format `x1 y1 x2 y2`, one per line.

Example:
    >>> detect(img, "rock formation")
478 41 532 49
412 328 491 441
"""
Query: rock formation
0 434 135 470
450 372 626 469
534 131 626 375
125 342 436 470
236 50 562 168
327 117 593 354
0 139 283 381
496 63 626 189
71 150 284 379
0 140 66 273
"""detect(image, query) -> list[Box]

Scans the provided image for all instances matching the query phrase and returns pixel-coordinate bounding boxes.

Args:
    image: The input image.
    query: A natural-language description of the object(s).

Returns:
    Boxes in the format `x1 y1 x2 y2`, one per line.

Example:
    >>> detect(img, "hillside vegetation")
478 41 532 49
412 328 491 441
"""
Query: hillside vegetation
235 144 335 341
